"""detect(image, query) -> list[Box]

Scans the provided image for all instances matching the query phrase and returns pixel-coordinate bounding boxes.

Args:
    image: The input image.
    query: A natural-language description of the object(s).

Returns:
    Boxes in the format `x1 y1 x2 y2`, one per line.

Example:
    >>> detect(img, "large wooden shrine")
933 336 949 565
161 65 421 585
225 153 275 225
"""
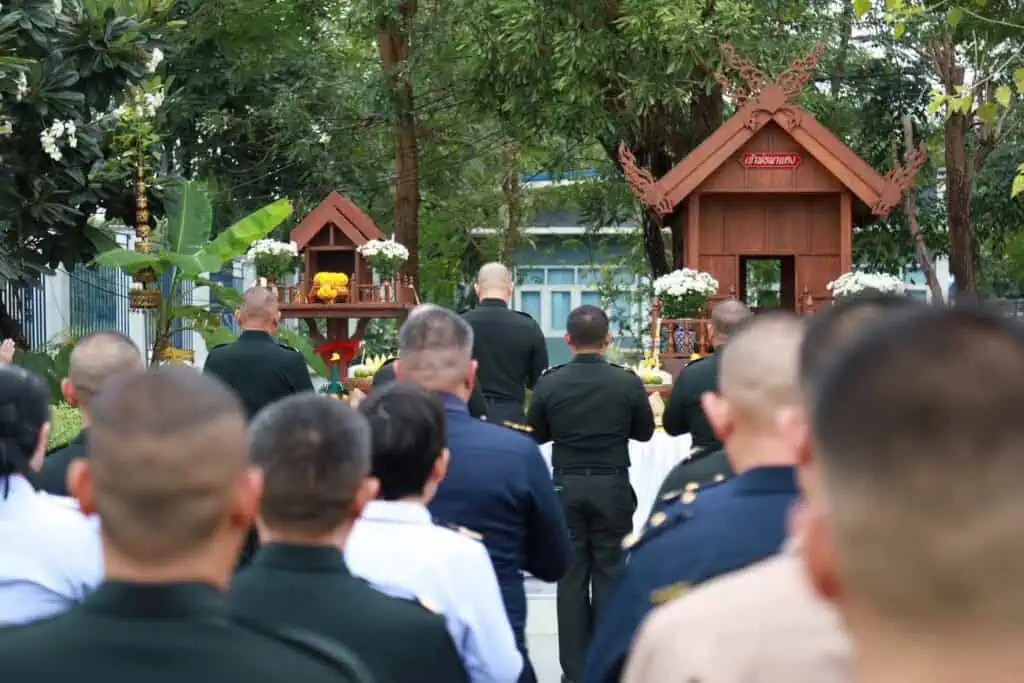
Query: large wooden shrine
621 44 926 313
276 192 416 375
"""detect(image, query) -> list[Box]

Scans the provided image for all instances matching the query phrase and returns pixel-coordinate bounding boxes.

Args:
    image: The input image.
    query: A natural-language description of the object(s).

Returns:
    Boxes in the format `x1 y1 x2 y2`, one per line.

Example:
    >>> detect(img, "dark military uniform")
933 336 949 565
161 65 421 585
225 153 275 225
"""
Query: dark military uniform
647 448 733 519
372 358 489 419
203 330 314 567
34 430 88 496
580 466 799 683
429 393 570 683
656 353 733 504
203 330 314 420
231 543 468 683
462 299 548 425
0 581 372 683
525 354 655 683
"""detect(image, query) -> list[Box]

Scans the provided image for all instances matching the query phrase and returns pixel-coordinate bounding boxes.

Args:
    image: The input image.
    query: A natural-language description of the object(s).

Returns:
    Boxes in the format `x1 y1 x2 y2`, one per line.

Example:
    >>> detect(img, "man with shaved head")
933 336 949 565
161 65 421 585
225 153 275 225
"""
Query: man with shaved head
203 285 314 565
36 330 143 496
581 313 804 683
463 262 548 428
0 367 371 682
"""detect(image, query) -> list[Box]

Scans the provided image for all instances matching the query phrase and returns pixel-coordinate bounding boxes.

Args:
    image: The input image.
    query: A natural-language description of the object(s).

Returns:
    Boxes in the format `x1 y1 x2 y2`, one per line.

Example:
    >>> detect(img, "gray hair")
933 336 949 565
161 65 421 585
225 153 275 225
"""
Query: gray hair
397 307 474 392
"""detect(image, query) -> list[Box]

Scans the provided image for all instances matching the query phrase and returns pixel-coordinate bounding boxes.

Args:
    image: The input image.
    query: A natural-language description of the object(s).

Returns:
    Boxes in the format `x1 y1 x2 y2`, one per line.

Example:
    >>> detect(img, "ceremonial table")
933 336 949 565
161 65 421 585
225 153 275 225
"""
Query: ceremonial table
538 431 693 534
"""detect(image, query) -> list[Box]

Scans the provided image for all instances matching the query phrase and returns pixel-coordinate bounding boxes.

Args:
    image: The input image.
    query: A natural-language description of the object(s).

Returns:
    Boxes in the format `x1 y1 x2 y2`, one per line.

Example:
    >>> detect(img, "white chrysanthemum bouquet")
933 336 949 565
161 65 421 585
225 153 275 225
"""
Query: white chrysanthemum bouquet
244 239 299 283
827 271 906 299
357 238 409 278
652 268 719 318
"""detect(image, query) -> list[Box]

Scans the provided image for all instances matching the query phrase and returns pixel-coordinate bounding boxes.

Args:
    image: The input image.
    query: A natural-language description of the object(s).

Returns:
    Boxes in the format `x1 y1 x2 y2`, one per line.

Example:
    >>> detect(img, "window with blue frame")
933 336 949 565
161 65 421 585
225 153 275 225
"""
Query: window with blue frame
520 291 542 322
580 291 602 308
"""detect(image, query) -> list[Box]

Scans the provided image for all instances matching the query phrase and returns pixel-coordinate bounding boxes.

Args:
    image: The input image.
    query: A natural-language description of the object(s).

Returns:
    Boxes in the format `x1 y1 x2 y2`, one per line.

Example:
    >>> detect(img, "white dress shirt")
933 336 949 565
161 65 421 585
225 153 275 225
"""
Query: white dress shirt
346 500 522 683
0 475 103 626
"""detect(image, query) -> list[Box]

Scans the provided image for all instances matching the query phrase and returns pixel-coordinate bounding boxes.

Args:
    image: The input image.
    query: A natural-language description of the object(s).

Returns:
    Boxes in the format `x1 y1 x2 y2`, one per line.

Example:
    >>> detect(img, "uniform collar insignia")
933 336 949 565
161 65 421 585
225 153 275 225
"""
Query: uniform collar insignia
650 581 691 606
445 522 483 541
502 421 533 433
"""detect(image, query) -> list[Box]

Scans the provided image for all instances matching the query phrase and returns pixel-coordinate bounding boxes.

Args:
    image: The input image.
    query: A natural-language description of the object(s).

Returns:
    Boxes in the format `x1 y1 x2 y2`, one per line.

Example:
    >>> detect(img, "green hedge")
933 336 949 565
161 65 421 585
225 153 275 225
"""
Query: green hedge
49 403 83 451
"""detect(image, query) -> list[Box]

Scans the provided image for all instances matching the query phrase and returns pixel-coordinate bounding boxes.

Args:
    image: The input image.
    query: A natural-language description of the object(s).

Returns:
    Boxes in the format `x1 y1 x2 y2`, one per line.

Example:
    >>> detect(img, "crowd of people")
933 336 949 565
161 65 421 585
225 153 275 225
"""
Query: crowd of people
0 260 1021 683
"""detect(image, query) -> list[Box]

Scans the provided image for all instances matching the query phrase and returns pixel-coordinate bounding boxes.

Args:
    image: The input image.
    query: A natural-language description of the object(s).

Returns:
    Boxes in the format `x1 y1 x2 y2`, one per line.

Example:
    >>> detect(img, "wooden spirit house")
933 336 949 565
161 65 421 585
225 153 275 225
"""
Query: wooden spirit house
277 192 417 376
622 44 925 376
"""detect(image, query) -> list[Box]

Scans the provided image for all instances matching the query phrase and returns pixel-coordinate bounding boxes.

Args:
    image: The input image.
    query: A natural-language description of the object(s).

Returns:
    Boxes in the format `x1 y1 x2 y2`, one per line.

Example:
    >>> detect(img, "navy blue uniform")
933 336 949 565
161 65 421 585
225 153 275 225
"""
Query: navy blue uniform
429 393 570 683
580 466 799 683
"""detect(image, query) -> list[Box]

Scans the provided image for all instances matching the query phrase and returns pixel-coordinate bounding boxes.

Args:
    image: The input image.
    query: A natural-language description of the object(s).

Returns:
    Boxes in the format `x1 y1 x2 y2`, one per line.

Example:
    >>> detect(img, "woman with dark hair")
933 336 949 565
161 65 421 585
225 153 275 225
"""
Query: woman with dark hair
0 365 102 626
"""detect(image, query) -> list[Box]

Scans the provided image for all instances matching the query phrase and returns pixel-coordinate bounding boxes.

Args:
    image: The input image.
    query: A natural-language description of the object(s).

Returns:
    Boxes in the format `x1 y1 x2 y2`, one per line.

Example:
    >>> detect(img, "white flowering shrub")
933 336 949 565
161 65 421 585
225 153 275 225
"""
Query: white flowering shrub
39 119 78 161
827 271 907 298
357 238 410 278
652 268 719 318
245 239 300 281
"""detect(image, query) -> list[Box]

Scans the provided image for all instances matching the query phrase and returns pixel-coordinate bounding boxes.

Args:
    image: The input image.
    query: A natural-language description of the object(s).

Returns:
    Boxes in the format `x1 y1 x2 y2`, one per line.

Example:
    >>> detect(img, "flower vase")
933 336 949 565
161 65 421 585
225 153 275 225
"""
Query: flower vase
673 327 695 355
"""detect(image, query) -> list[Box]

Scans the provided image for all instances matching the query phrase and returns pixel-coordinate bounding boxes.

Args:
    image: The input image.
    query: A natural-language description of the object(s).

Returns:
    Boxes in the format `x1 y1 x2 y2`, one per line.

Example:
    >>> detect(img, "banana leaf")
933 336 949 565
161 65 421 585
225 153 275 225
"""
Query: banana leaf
165 180 214 260
196 326 238 352
199 199 293 270
92 248 163 273
276 326 328 378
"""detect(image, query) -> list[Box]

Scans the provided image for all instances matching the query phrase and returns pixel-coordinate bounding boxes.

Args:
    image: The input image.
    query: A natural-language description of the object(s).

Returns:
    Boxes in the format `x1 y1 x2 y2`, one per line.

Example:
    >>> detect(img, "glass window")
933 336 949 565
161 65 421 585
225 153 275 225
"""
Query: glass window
611 269 635 287
546 268 576 285
580 290 602 308
517 268 545 285
550 291 572 331
578 268 600 286
520 291 542 322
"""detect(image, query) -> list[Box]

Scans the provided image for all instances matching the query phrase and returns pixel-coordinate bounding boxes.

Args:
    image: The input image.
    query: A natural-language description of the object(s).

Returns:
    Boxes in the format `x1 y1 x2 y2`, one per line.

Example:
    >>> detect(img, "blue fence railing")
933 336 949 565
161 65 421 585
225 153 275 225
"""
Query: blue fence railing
68 265 131 337
208 267 243 333
2 281 47 348
159 271 195 351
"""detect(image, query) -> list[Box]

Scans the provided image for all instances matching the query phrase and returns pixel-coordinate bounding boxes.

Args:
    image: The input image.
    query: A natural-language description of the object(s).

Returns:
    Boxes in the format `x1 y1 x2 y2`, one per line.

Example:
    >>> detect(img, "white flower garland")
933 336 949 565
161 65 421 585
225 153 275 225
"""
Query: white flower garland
827 271 906 298
652 268 719 299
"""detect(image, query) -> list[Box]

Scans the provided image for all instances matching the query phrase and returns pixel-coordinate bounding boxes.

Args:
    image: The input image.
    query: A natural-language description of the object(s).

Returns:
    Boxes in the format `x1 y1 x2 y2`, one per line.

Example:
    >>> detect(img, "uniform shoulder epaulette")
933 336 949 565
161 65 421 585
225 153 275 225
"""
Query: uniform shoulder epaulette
540 363 566 377
210 342 231 351
610 362 637 375
515 309 536 320
502 420 534 434
656 475 728 508
622 503 692 552
445 522 484 541
276 342 299 352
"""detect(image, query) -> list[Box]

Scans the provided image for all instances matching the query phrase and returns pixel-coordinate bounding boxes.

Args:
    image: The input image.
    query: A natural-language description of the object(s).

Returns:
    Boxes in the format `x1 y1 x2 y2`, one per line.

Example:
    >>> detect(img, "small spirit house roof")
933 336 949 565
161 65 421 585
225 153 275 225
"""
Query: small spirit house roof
290 191 385 249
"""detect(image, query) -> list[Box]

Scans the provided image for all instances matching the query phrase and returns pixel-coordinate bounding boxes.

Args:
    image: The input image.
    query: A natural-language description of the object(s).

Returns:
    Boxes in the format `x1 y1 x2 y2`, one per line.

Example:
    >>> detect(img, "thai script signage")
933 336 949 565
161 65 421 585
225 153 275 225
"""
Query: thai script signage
740 153 802 169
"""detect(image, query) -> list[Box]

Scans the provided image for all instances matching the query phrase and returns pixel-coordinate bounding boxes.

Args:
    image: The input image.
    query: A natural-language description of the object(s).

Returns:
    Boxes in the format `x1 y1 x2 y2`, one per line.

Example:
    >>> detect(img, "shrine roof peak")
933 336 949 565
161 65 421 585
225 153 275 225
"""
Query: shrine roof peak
290 191 384 249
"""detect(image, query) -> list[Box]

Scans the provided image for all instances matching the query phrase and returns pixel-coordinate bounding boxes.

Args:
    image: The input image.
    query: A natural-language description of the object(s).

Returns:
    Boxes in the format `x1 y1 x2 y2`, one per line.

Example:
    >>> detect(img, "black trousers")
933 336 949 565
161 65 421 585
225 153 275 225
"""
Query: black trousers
485 397 526 425
553 469 635 682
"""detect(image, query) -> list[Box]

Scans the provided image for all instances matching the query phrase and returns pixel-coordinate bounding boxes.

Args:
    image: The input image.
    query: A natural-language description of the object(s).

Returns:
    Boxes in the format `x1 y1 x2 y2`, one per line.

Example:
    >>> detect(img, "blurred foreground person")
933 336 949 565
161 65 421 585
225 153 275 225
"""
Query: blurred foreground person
349 382 519 683
0 366 101 626
394 306 569 683
0 367 369 683
36 331 143 496
804 306 1024 683
233 392 467 683
622 294 923 683
582 313 804 683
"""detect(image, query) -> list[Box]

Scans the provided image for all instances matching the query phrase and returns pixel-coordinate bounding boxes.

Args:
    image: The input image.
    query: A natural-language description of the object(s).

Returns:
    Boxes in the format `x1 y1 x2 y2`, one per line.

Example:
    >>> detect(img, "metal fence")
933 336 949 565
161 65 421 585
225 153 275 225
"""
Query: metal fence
1 281 47 348
68 264 132 337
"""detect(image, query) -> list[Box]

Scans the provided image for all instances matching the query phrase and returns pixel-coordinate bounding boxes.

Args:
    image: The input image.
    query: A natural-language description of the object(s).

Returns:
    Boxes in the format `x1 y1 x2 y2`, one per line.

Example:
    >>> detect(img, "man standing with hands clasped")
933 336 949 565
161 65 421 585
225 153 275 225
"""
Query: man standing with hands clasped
527 305 655 683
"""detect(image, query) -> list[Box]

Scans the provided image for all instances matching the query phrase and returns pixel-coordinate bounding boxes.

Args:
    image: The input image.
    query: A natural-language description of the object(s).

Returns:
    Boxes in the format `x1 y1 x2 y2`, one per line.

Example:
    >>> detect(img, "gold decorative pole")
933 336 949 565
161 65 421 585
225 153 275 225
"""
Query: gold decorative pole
129 155 161 311
651 298 663 370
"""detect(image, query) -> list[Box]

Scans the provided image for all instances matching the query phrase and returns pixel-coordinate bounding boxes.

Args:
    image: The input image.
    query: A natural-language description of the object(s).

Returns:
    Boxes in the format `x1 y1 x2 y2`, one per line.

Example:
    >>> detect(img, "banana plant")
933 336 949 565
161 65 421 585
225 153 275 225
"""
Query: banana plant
94 180 292 365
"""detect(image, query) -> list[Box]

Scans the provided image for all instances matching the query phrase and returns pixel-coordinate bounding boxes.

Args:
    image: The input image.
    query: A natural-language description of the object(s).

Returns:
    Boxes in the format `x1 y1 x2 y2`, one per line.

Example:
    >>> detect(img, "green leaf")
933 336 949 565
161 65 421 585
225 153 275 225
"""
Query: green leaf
995 85 1012 107
165 180 214 257
927 94 946 116
1012 173 1024 198
200 199 293 269
196 279 244 310
977 102 999 124
893 22 906 39
163 252 208 279
947 7 964 26
197 326 238 351
92 248 161 273
853 0 872 18
277 326 329 378
1014 68 1024 94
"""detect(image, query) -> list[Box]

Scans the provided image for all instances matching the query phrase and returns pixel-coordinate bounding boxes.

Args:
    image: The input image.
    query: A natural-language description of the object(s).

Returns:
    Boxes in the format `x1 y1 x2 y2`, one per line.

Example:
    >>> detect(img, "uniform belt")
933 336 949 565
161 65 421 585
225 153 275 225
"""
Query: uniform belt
552 466 628 475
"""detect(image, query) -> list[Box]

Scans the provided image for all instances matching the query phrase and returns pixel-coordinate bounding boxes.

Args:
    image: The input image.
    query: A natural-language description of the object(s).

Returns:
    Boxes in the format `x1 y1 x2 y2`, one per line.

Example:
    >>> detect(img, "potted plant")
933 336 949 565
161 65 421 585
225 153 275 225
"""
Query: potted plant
357 237 409 296
826 271 907 300
245 239 299 289
652 268 719 354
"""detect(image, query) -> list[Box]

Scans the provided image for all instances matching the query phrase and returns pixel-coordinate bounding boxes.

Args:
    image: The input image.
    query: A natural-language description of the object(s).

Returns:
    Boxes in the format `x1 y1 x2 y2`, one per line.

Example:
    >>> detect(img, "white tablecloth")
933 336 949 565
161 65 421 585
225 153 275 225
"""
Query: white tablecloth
538 432 692 534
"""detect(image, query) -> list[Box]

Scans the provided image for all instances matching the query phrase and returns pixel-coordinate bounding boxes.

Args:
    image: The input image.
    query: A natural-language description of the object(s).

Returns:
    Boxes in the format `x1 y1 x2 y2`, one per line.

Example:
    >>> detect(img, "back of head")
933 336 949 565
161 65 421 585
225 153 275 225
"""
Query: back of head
718 312 806 429
476 262 512 300
397 306 474 393
810 306 1024 629
358 382 446 500
710 299 752 343
0 366 50 482
88 366 249 562
68 331 143 410
237 286 280 329
249 394 371 535
566 305 609 350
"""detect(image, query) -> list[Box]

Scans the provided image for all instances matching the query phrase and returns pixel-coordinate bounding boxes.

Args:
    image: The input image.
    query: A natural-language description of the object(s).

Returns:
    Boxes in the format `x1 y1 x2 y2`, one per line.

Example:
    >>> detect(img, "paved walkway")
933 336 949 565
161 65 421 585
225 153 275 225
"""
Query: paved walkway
525 579 561 683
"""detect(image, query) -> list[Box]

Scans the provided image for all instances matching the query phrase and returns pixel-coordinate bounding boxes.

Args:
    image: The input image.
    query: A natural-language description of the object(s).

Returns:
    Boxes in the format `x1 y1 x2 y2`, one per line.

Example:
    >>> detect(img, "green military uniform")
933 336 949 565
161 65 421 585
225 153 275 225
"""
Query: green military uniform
231 543 469 683
656 353 734 506
525 354 656 682
372 358 489 420
463 299 548 426
203 330 314 420
0 581 373 683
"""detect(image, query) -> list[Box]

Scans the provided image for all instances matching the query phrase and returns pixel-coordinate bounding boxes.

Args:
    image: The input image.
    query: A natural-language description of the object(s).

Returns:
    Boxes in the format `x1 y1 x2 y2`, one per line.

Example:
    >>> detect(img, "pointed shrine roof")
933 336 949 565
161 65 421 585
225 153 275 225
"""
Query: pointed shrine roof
290 192 385 248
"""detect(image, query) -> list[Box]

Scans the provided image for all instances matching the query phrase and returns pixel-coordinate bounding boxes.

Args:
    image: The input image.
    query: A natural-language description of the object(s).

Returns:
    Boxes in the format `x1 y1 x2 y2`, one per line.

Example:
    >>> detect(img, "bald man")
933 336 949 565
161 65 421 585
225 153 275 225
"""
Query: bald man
36 331 144 496
203 286 313 420
580 313 804 683
463 263 548 428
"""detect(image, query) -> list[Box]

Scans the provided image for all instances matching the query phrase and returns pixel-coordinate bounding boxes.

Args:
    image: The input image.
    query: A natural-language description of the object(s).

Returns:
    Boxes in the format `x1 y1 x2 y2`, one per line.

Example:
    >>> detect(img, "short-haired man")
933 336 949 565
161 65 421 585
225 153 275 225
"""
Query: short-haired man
463 262 548 427
526 305 655 683
621 294 923 683
231 393 470 683
36 331 143 496
804 306 1024 683
0 366 370 683
654 299 752 502
347 382 521 683
581 313 804 683
394 306 569 683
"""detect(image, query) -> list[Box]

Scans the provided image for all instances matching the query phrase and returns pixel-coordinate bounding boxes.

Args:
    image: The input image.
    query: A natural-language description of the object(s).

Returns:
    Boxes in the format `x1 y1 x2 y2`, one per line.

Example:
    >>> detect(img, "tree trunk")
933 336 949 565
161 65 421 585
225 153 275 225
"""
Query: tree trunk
831 1 854 96
498 142 523 265
902 116 944 304
377 1 420 283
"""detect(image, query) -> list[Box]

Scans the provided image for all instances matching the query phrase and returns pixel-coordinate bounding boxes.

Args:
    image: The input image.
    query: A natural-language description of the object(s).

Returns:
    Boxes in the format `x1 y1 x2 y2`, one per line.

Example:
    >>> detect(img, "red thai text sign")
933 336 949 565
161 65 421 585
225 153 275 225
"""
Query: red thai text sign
740 152 802 169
